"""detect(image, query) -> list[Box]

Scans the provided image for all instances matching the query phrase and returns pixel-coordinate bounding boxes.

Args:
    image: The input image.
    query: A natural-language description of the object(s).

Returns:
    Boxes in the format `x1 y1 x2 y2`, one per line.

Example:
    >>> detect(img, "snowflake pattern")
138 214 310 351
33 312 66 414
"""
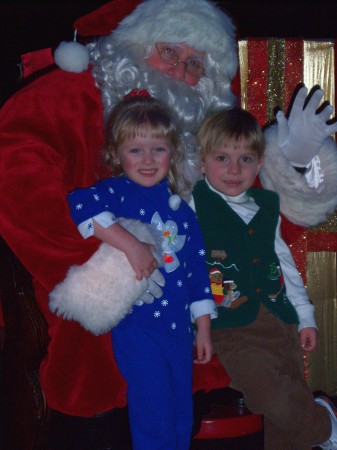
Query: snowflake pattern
69 177 215 334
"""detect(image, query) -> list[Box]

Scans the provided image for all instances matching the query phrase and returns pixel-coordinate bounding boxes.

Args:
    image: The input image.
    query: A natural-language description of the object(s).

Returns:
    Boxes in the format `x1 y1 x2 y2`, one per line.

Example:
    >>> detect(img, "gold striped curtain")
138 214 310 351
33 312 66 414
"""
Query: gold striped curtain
238 39 337 395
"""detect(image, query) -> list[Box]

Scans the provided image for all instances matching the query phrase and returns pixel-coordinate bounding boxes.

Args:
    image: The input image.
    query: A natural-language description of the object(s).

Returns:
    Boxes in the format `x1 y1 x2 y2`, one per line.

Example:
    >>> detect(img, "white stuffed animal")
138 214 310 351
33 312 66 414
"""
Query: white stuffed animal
49 218 165 335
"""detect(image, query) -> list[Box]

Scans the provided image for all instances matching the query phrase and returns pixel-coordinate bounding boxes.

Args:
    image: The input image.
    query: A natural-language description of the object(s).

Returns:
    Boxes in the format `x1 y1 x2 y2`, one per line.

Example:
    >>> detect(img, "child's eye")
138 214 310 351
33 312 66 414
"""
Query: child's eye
241 156 252 163
155 147 166 152
216 155 227 162
130 148 140 154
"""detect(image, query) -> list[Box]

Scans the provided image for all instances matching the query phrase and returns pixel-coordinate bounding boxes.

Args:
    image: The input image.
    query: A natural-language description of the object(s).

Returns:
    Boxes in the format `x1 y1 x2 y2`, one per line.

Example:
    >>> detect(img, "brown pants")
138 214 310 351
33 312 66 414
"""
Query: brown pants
212 305 331 450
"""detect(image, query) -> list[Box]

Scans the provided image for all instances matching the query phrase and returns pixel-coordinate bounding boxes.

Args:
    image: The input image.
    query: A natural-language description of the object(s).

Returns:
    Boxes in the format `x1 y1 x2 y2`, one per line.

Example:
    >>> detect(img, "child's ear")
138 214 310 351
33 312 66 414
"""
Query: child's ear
256 155 264 174
200 160 206 174
113 151 120 165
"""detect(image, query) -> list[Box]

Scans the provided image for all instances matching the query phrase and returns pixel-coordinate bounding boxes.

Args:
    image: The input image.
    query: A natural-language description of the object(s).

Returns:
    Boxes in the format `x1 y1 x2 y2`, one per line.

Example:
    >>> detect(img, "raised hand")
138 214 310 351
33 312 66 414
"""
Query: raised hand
276 86 337 166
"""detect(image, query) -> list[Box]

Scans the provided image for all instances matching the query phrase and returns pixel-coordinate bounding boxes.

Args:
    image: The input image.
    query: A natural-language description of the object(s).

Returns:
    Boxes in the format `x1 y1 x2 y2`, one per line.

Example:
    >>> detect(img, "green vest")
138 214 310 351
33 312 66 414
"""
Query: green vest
193 180 299 329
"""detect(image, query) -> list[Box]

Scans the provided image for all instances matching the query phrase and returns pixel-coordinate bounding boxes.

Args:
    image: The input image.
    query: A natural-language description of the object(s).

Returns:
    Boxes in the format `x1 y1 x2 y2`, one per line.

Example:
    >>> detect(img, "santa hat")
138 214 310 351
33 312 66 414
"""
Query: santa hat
73 0 141 37
55 0 141 73
55 0 237 80
209 268 221 275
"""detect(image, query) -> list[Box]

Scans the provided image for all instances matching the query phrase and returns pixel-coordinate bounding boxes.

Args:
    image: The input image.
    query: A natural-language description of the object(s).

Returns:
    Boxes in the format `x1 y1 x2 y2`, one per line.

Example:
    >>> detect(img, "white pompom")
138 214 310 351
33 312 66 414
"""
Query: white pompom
168 194 181 211
54 41 89 73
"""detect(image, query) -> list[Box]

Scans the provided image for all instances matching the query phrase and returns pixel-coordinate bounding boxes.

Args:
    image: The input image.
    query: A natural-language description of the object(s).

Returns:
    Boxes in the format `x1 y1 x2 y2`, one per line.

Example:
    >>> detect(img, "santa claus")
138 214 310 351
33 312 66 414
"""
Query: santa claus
0 0 337 448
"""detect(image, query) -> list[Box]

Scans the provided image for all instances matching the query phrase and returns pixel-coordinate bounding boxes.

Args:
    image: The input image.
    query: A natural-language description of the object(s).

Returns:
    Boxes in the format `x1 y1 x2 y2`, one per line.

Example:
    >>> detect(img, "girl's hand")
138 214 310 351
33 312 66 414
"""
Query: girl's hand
125 239 158 280
194 315 212 364
93 220 158 280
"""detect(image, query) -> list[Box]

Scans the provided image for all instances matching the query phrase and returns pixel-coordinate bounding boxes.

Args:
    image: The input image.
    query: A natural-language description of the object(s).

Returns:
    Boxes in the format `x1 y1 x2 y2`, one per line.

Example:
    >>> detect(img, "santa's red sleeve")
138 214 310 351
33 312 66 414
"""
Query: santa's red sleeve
0 68 127 416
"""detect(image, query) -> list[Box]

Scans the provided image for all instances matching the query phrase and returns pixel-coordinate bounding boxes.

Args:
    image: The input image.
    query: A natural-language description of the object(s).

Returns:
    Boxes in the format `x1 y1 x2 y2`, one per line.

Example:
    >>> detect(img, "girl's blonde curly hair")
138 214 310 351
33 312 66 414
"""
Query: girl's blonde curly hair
103 95 191 196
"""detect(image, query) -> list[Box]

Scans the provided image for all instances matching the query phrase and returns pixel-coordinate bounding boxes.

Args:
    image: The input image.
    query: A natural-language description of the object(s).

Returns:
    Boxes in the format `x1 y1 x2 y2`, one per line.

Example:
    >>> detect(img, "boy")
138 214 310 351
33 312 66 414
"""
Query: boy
191 107 337 450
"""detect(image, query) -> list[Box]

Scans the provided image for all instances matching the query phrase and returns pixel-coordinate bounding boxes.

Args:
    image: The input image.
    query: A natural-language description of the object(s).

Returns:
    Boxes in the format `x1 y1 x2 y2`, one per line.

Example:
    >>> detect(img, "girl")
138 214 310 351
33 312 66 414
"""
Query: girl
67 91 216 450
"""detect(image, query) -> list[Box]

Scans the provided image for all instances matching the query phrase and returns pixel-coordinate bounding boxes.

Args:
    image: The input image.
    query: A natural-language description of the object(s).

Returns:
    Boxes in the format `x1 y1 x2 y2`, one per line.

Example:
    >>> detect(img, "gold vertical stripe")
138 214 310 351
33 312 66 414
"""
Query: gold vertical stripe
238 40 248 110
303 41 335 112
267 39 286 123
306 252 337 396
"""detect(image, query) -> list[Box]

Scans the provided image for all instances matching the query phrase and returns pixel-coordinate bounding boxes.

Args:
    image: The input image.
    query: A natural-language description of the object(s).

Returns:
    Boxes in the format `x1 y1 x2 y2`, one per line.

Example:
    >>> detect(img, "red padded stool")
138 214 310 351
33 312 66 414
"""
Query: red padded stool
192 353 263 440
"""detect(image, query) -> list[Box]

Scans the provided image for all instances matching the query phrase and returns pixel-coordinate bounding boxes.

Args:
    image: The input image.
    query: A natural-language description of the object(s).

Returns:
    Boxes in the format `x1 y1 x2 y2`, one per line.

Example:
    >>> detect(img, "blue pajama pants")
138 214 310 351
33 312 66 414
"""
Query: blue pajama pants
112 323 194 450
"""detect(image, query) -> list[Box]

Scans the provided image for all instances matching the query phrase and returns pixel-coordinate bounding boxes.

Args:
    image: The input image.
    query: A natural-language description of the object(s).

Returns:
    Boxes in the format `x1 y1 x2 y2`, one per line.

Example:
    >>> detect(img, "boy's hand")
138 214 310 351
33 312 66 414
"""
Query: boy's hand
194 315 212 364
300 327 318 352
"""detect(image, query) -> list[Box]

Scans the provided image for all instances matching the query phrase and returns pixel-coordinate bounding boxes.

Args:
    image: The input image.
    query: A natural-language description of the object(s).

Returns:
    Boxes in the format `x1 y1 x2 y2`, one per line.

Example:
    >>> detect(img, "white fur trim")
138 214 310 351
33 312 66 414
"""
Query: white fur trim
260 124 337 226
49 218 164 335
54 41 89 73
113 0 238 81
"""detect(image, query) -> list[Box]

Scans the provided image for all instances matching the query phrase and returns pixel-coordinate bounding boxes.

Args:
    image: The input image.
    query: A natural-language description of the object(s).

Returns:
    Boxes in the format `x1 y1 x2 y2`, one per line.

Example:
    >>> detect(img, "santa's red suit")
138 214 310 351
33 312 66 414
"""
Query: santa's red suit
1 0 337 419
0 69 129 415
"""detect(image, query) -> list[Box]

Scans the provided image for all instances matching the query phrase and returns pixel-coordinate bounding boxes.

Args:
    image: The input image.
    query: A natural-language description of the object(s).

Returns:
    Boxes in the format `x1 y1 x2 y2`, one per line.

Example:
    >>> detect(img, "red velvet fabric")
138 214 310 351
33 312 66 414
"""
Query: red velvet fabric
21 48 54 79
0 68 127 416
193 353 231 394
73 0 141 37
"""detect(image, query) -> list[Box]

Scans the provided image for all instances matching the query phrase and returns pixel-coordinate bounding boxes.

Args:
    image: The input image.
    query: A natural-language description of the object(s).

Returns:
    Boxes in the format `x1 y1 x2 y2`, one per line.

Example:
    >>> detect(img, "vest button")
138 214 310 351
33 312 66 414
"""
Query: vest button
248 228 254 236
252 257 261 264
256 287 263 294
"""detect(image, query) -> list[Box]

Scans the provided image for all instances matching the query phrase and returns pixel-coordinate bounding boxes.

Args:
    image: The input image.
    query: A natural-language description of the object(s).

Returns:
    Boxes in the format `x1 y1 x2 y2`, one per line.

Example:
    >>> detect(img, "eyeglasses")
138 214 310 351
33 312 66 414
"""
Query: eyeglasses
155 43 205 78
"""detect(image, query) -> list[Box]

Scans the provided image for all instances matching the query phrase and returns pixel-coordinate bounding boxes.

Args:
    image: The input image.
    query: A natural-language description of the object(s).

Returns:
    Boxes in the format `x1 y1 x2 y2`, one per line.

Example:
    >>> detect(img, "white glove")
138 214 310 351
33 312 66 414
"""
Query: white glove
276 86 337 166
136 268 166 305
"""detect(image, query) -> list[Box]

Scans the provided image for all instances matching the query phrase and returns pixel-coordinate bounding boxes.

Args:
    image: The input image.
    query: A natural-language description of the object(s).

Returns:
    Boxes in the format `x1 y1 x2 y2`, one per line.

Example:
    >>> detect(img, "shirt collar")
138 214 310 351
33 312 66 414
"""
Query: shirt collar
204 177 251 204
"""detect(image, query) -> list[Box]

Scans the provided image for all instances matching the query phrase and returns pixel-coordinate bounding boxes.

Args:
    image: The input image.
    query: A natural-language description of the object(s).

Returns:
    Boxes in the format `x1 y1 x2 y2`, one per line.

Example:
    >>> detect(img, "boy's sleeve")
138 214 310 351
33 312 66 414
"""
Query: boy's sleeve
275 217 317 330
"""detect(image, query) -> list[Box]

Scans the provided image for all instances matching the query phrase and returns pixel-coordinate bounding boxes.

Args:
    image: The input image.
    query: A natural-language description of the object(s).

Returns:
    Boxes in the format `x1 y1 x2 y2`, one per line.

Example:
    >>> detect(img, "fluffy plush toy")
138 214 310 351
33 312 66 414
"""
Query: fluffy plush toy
49 218 165 335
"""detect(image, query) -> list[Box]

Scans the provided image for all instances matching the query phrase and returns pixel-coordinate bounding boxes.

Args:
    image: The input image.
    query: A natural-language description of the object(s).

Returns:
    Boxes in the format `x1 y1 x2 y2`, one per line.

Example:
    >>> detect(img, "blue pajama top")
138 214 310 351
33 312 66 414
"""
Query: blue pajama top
68 177 215 336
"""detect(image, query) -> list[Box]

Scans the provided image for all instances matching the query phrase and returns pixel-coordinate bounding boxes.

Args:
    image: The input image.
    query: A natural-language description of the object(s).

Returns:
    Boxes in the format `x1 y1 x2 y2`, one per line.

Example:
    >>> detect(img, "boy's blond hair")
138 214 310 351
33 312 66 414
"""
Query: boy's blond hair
197 107 265 160
103 96 191 196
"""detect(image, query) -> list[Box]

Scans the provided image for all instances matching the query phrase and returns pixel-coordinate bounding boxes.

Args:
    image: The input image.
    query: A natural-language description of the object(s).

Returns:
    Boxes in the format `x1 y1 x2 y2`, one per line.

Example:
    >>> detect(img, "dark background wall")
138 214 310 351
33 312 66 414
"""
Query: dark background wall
1 1 336 104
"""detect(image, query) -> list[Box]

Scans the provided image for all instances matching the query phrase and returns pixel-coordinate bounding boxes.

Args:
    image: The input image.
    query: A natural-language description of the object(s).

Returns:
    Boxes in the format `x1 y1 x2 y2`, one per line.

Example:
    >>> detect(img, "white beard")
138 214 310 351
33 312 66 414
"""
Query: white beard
92 51 216 189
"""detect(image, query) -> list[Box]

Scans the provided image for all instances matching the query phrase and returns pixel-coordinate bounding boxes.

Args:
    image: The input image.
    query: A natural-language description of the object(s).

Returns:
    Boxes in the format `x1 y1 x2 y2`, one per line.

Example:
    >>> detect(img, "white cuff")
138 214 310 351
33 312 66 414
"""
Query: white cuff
190 299 218 322
78 211 118 239
294 303 317 331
